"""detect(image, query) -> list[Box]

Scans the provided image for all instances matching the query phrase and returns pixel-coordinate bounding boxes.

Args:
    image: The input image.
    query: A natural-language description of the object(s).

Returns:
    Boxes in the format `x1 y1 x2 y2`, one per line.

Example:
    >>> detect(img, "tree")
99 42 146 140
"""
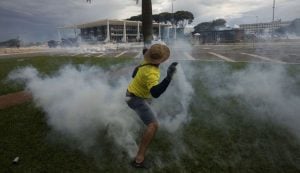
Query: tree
128 11 194 27
0 38 20 48
194 19 226 33
289 18 300 36
134 0 153 46
141 0 153 46
158 12 173 24
212 19 226 27
128 14 143 21
275 18 300 36
174 11 194 27
194 22 212 32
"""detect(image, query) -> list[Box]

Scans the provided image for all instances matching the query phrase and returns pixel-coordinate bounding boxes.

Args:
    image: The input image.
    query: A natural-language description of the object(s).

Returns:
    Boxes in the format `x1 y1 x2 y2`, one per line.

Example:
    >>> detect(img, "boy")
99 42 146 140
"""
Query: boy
126 44 177 168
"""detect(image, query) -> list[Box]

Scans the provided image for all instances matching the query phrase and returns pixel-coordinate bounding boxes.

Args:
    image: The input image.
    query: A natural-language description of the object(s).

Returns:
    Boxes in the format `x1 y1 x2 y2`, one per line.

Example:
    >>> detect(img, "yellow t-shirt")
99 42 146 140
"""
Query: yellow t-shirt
127 61 160 98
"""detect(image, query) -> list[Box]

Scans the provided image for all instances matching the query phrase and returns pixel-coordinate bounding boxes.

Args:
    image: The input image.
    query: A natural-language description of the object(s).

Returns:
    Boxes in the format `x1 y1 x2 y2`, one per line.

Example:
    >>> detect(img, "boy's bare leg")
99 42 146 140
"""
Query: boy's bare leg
135 122 158 163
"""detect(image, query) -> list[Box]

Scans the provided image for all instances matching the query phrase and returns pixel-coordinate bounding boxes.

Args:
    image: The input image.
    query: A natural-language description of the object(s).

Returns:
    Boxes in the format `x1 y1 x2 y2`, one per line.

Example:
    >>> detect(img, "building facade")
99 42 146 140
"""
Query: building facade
61 19 172 43
196 29 245 44
239 20 291 35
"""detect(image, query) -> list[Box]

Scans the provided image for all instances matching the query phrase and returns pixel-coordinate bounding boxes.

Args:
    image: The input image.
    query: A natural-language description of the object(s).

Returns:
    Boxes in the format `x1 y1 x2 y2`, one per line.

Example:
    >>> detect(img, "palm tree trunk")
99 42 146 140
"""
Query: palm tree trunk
142 0 153 47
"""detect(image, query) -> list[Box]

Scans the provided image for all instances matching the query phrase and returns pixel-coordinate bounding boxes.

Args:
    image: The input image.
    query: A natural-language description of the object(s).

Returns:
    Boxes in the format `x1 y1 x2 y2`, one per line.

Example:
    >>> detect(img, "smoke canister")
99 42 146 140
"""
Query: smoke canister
12 157 19 164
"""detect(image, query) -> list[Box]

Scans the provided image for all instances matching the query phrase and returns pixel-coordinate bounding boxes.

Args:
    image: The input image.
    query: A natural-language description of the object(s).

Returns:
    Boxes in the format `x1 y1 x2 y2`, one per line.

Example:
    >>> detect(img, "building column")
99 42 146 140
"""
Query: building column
74 28 77 37
57 29 62 41
158 23 161 40
122 21 127 42
136 22 140 41
104 20 110 43
174 25 177 40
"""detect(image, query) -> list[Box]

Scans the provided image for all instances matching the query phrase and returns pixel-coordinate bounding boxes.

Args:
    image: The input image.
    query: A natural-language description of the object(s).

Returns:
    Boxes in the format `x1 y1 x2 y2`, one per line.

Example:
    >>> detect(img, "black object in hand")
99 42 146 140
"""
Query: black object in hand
167 62 178 78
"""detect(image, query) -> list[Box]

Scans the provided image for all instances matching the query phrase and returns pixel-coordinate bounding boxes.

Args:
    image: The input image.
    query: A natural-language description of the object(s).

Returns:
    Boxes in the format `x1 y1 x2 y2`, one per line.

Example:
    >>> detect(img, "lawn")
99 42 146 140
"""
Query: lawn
1 56 300 172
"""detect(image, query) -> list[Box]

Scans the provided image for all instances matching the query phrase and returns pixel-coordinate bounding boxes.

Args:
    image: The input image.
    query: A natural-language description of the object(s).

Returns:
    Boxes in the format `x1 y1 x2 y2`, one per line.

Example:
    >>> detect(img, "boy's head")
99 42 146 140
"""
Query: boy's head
144 44 170 64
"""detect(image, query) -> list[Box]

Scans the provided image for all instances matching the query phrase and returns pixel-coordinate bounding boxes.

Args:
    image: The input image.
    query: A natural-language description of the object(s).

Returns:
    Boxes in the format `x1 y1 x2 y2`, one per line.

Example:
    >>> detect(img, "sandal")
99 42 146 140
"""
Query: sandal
130 160 149 169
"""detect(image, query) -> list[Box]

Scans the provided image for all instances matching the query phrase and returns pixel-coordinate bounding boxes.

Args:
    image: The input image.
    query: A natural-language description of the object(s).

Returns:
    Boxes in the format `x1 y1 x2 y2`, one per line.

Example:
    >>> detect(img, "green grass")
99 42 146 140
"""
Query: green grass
0 102 99 173
179 72 300 173
1 58 300 172
0 56 133 95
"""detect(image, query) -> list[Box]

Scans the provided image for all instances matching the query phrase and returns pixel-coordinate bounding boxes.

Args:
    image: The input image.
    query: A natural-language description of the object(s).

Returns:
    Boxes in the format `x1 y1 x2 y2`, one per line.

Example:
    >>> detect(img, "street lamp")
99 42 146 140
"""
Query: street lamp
272 0 276 38
272 0 276 23
171 0 176 40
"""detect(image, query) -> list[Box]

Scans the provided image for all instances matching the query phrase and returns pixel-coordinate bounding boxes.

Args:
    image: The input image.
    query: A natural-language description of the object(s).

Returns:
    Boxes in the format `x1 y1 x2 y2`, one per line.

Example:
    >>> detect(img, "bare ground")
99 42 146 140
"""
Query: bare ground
0 91 32 110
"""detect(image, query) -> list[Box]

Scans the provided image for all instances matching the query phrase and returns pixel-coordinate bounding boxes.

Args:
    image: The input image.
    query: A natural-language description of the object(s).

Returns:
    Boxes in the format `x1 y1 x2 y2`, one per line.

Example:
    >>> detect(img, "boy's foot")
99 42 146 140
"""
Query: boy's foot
130 160 150 169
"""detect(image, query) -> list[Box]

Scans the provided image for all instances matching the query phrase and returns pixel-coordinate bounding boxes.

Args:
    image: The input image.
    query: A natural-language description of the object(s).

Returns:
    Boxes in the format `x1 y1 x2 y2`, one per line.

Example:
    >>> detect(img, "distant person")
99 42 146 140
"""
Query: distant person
142 48 148 55
126 44 178 169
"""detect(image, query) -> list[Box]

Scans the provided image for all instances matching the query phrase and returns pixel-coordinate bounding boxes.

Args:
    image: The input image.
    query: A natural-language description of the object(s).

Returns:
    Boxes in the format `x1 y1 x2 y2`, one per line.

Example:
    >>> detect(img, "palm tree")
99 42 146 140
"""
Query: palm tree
139 0 153 47
87 0 153 47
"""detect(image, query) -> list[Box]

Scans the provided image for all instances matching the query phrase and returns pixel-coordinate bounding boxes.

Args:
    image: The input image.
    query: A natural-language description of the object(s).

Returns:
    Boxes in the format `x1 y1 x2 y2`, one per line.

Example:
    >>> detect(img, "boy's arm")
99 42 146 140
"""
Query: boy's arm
150 62 178 98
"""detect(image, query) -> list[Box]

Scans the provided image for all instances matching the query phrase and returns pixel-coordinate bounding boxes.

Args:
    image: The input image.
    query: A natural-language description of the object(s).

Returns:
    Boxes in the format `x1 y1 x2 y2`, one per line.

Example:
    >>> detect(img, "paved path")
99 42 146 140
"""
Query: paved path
240 53 286 64
115 51 128 57
208 52 236 62
184 52 196 60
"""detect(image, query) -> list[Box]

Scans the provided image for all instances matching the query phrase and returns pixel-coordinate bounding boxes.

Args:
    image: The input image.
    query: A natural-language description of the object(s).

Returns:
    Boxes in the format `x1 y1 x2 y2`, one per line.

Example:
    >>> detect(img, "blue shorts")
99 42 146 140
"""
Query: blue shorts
126 96 157 125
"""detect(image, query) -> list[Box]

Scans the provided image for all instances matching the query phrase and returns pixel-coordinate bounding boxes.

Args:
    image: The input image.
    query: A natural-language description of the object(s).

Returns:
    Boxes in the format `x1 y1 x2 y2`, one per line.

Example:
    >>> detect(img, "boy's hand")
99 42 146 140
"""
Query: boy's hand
167 62 178 79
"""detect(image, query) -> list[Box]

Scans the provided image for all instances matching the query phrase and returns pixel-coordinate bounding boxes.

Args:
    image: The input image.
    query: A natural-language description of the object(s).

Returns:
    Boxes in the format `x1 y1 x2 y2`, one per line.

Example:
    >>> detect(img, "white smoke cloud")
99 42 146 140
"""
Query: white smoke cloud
200 63 300 137
155 63 194 133
9 65 139 156
8 62 194 158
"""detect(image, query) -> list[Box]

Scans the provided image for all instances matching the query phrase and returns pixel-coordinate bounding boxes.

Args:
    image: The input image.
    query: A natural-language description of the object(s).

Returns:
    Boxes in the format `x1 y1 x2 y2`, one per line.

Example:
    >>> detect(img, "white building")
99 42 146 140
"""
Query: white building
60 19 172 43
239 20 291 35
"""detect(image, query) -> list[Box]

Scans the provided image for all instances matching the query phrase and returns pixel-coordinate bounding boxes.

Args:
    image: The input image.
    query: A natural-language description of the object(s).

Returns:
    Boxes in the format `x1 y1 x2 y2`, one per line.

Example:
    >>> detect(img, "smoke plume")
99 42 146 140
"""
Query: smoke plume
8 62 194 158
199 63 300 137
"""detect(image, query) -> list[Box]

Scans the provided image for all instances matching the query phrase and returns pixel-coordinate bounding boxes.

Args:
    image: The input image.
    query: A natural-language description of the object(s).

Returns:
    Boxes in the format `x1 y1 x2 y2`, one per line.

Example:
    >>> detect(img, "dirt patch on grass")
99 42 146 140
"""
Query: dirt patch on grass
0 47 46 54
0 91 32 109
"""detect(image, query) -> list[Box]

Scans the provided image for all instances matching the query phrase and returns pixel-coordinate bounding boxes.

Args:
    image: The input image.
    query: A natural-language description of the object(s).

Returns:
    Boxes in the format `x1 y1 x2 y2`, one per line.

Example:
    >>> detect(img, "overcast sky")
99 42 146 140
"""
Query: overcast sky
0 0 299 42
